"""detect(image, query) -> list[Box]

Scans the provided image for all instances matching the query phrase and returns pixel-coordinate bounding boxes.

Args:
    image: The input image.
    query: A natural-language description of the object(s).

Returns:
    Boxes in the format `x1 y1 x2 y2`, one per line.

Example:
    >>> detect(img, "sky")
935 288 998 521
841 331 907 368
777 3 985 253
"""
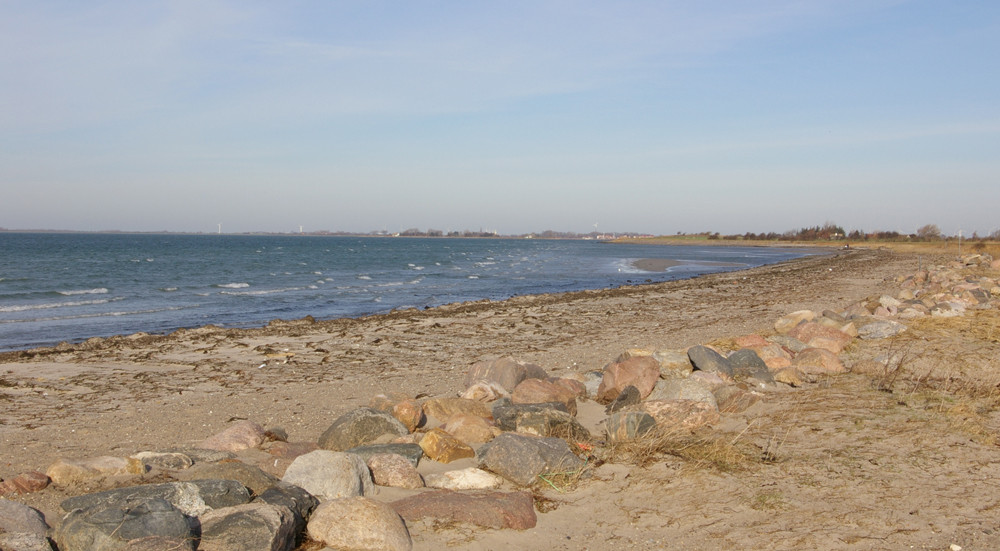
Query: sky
1 1 998 236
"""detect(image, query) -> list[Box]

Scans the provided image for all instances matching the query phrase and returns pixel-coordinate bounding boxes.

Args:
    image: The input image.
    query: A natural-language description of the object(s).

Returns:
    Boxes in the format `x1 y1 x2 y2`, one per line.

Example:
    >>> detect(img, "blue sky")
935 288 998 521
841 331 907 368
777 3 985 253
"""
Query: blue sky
2 1 998 236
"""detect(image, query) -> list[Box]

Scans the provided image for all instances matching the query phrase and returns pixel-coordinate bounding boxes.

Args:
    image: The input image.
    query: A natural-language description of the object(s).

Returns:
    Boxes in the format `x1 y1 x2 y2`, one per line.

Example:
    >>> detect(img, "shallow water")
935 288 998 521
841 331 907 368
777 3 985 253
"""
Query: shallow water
0 233 808 351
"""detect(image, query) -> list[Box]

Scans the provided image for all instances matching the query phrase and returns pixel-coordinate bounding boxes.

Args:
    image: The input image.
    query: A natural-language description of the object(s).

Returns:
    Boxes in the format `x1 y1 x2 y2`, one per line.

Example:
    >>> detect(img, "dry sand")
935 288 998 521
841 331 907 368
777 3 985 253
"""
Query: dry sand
3 248 1000 550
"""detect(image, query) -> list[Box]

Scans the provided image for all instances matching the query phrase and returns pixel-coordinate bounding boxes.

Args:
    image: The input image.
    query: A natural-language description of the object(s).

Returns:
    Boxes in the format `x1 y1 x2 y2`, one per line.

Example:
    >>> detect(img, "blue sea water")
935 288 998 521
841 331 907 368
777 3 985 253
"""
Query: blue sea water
0 233 809 352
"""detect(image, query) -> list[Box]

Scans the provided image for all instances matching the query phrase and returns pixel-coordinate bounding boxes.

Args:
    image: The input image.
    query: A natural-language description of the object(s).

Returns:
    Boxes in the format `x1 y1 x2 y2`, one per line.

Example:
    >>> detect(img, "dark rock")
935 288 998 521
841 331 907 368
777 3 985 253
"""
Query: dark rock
0 498 49 538
346 443 424 468
605 411 656 442
254 482 319 543
477 433 586 486
492 400 569 431
60 480 251 517
391 489 537 530
727 349 774 383
318 408 410 452
198 502 296 551
605 385 641 414
687 346 734 378
55 497 195 551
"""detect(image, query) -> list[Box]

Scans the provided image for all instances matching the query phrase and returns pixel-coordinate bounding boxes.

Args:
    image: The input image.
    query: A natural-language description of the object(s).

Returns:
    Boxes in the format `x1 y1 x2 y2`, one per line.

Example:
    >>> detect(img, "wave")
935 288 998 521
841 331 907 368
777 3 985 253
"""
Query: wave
58 288 109 296
160 287 178 292
0 306 184 324
216 283 250 289
220 286 304 296
357 275 372 280
0 298 119 313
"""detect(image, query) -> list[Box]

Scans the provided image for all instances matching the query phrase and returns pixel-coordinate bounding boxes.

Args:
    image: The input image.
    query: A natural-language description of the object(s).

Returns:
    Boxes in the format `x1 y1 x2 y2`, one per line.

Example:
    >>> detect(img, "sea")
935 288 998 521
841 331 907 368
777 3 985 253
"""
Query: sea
0 233 811 352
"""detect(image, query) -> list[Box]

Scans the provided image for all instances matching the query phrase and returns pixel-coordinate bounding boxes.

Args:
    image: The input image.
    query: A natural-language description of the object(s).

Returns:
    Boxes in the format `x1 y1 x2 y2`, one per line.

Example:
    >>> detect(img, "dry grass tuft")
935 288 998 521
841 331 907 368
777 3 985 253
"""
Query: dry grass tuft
598 426 755 473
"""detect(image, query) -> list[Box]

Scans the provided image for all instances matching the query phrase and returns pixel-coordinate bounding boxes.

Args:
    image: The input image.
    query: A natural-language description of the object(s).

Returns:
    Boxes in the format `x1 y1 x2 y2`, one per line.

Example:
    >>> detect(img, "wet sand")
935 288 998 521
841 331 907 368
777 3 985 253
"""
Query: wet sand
4 248 1000 549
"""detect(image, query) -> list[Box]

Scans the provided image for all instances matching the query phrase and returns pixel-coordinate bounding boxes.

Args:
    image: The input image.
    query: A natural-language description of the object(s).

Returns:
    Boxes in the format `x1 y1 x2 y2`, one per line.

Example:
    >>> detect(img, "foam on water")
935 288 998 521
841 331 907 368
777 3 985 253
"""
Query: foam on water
58 288 109 296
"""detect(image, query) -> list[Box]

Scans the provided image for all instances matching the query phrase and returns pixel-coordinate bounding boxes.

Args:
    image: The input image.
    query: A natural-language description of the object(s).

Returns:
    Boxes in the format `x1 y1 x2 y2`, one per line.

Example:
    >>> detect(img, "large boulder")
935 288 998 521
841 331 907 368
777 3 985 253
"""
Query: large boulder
464 357 547 393
318 408 410 451
55 497 195 551
253 483 319 546
366 454 424 489
687 346 734 378
511 378 578 415
281 450 374 500
727 349 775 383
198 502 297 551
174 460 279 496
391 490 537 530
647 378 717 408
0 498 49 540
60 480 251 517
307 497 412 551
596 356 661 402
477 433 585 486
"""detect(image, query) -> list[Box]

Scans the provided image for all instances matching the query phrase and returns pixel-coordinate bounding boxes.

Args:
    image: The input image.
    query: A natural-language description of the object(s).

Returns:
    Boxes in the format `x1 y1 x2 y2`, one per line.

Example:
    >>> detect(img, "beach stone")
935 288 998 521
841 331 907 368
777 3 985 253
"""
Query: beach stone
0 532 52 551
714 385 762 413
774 310 816 334
307 497 412 551
639 400 720 430
0 498 49 539
461 380 508 402
842 301 872 319
616 348 654 362
512 378 578 415
419 429 476 463
391 399 425 432
198 502 296 551
647 378 718 408
254 483 318 545
733 334 769 348
477 433 586 486
687 346 734 378
605 411 657 442
788 322 853 353
369 392 410 412
197 420 267 453
130 452 193 471
653 349 693 378
492 399 570 431
857 319 908 339
392 490 536 530
465 357 547 393
792 348 846 374
55 497 195 551
512 408 591 441
440 414 499 444
60 480 251 517
174 460 279 496
931 302 964 318
690 370 730 389
605 385 641 414
879 295 903 309
551 377 588 399
727 349 774 383
281 450 374 500
46 456 145 486
366 454 424 489
264 441 318 460
318 407 410 451
596 356 661 402
421 397 492 423
773 367 805 387
163 447 235 464
0 471 50 496
423 468 504 490
767 335 809 354
347 443 424 467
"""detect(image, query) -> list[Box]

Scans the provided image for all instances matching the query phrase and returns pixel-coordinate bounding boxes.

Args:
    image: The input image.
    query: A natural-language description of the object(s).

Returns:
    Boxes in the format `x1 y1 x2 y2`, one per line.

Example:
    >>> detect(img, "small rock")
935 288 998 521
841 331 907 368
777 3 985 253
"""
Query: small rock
347 443 425 468
392 399 426 432
727 349 774 383
713 385 762 413
0 471 50 496
46 456 145 486
774 310 816 334
857 319 908 339
772 367 805 387
512 409 591 441
392 490 537 530
464 357 547 393
461 380 509 402
253 483 319 546
596 356 661 402
307 497 412 551
130 451 193 471
492 399 570 431
791 348 846 374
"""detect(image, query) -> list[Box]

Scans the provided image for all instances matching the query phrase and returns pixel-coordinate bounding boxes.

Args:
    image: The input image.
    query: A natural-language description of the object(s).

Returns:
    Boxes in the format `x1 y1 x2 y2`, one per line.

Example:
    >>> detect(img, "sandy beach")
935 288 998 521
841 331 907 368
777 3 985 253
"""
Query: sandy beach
4 247 1000 550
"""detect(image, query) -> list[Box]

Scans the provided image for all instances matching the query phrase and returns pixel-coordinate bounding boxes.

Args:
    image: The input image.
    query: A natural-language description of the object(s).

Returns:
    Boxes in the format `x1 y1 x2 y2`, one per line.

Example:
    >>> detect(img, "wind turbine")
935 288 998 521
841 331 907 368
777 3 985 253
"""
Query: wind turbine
217 223 222 235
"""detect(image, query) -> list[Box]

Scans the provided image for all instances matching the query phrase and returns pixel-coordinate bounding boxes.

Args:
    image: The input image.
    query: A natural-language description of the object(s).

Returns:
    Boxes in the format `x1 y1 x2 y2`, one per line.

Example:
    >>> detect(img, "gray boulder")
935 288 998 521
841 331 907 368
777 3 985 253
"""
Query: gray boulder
464 357 547 393
727 349 774 383
346 443 424 468
254 483 319 545
60 480 251 517
318 408 409 451
687 346 734 378
54 497 195 551
281 450 374 500
477 433 585 486
174 461 279 496
0 532 53 551
858 320 908 339
605 411 657 442
197 502 297 551
647 378 718 408
0 498 49 539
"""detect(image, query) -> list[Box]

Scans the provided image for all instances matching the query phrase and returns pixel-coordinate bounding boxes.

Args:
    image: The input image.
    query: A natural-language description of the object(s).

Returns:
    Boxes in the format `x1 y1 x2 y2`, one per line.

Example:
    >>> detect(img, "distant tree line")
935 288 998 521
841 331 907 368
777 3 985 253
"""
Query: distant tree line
699 222 1000 243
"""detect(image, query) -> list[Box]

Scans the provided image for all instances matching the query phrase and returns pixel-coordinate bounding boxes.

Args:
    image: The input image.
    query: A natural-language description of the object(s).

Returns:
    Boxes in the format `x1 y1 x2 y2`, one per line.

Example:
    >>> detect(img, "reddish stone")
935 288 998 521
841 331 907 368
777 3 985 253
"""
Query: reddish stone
392 399 425 432
198 420 267 453
639 400 720 430
511 378 577 415
550 377 587 398
791 348 846 374
0 471 49 496
596 356 660 403
391 490 537 530
788 322 852 353
734 334 769 349
265 441 318 459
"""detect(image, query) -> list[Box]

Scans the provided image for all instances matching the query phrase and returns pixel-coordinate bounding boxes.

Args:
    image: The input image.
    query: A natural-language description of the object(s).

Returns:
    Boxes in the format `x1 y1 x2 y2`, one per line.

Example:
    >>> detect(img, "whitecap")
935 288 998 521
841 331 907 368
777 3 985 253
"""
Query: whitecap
221 286 303 296
216 283 250 289
58 288 109 296
0 298 112 312
468 275 480 279
357 275 372 280
160 287 178 292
